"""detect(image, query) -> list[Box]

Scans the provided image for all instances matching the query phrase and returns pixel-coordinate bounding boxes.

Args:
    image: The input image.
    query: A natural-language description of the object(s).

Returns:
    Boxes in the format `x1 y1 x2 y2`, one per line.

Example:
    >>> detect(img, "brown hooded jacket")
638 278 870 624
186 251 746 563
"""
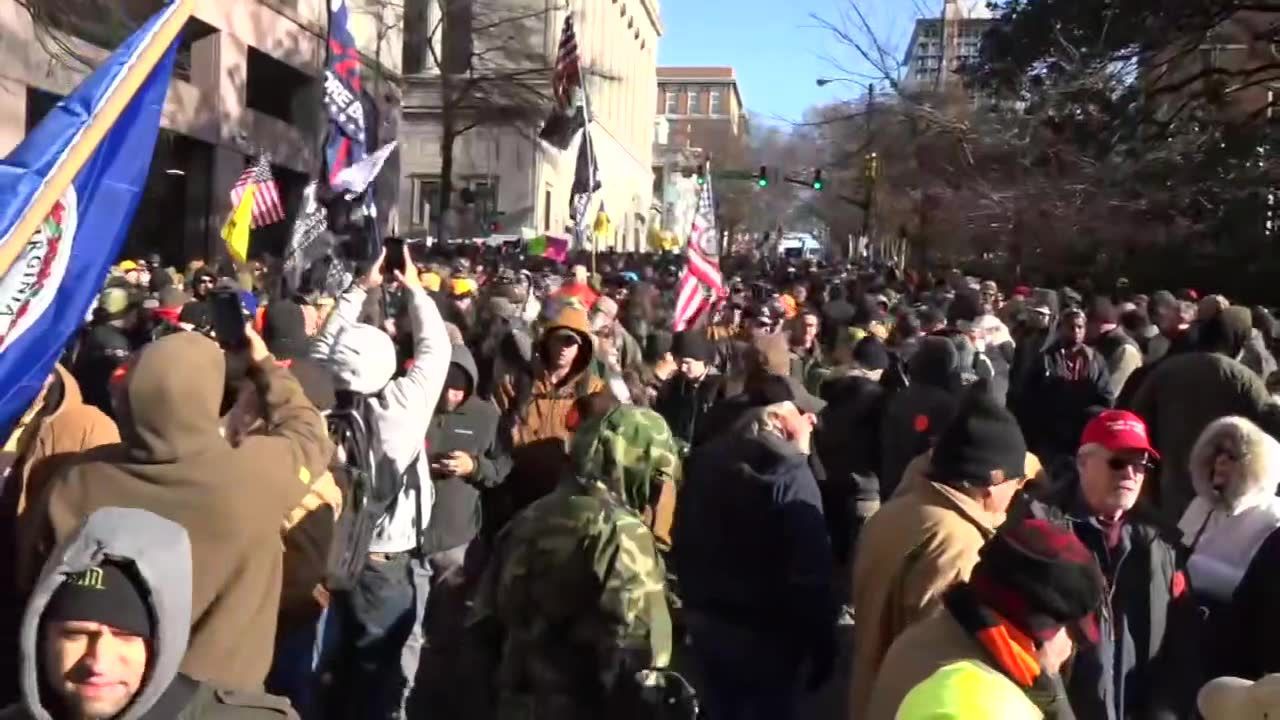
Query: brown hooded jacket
494 305 606 506
17 332 333 691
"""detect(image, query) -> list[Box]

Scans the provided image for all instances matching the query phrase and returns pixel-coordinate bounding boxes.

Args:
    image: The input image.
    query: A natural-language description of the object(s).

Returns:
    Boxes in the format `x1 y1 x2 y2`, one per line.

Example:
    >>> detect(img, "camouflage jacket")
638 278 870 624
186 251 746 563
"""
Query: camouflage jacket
470 407 676 720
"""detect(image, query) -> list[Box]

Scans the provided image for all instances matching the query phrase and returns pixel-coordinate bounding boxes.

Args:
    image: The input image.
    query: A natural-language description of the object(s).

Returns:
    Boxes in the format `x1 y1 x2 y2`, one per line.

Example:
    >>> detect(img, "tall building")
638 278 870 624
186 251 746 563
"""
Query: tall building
0 0 401 263
902 0 993 93
1146 10 1280 124
652 66 747 245
655 67 747 162
400 0 661 251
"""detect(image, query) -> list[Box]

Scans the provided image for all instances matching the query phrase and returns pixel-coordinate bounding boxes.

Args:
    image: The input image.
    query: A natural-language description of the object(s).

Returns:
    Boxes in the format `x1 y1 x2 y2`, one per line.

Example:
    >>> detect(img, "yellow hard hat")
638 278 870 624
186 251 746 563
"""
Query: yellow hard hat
451 277 478 297
420 271 442 293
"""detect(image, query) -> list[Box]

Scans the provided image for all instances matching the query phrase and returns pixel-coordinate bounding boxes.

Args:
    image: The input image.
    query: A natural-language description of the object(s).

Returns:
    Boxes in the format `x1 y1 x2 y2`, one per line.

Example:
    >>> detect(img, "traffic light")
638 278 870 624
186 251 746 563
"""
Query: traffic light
695 163 706 186
757 166 769 188
812 169 824 191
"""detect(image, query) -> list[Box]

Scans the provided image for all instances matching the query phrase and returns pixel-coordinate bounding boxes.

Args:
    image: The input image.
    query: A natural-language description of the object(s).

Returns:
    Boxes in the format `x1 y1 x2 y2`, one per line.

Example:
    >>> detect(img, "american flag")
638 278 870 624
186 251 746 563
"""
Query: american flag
673 171 726 332
552 15 582 109
229 156 285 229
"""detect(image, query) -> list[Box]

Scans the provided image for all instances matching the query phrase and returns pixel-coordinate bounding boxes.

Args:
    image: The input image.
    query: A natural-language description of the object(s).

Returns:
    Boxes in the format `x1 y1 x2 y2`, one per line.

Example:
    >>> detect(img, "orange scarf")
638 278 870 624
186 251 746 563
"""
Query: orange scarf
974 614 1042 688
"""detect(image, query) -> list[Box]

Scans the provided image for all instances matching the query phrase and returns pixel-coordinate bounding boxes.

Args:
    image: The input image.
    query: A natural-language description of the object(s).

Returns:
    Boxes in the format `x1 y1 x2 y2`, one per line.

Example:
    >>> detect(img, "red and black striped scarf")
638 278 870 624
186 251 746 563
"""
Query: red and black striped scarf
943 583 1043 689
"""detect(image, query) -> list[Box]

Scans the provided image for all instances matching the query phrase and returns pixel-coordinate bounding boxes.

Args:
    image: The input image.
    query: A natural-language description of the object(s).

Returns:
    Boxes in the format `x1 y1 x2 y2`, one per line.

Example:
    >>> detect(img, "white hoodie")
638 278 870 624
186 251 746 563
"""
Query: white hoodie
312 285 451 553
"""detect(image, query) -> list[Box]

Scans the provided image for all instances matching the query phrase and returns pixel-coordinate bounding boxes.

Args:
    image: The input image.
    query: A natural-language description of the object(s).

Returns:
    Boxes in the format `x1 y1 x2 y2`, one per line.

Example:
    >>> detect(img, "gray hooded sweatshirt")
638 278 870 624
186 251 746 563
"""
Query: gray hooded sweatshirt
4 508 296 720
11 507 192 720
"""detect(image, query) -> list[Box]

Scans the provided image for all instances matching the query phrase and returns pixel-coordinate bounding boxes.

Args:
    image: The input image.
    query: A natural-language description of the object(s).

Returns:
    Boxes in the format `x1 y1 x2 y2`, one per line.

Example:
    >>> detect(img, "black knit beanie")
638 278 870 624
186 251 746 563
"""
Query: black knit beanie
672 330 717 364
263 300 308 360
43 560 154 639
852 336 890 372
929 380 1028 487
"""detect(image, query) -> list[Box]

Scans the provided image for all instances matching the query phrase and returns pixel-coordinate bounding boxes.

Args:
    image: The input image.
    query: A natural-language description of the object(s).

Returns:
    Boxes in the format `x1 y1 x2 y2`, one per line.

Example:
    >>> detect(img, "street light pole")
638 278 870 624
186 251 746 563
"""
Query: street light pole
862 83 878 245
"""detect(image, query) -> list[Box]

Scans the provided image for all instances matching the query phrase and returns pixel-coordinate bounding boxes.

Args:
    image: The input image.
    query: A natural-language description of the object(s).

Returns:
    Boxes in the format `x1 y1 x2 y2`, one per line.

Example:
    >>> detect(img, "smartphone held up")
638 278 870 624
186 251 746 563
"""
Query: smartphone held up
382 237 407 277
208 289 249 351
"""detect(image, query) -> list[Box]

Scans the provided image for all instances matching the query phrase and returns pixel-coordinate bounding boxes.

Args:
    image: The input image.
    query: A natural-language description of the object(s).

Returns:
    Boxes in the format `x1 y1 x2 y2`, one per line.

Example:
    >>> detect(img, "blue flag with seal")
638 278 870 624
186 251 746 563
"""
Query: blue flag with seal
0 0 192 436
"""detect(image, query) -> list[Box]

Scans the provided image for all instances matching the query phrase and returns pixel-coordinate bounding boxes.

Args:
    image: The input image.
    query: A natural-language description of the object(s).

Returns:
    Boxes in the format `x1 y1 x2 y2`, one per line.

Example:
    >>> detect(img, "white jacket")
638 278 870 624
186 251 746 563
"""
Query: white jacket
1179 416 1280 602
312 285 451 553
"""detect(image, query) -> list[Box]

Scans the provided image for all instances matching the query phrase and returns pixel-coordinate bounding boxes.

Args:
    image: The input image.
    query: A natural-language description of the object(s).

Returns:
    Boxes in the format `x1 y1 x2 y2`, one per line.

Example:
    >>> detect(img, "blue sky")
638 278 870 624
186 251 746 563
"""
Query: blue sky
657 0 928 124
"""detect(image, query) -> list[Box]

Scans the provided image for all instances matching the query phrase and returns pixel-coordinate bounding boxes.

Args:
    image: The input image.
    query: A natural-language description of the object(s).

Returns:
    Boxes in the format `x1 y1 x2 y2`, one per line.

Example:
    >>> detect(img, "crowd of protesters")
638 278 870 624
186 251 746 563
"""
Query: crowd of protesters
5 244 1280 719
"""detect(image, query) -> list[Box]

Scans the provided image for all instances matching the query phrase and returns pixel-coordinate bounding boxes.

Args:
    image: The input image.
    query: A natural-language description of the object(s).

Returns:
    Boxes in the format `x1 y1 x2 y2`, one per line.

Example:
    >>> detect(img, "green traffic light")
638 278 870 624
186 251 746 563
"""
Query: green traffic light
813 181 824 190
697 175 706 186
758 178 768 188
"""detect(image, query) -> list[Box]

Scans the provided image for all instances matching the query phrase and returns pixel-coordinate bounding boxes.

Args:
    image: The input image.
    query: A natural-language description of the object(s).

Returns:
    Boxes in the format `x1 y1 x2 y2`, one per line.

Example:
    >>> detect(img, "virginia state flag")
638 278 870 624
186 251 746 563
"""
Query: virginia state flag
0 0 191 435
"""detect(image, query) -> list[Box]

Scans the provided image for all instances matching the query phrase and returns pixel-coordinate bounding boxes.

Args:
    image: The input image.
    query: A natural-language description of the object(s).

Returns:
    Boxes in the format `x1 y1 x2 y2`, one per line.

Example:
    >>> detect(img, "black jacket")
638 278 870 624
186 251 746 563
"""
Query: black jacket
879 338 963 499
815 374 885 504
984 339 1015 407
424 345 507 555
70 322 133 418
1212 525 1280 681
1015 341 1114 462
654 370 726 446
1028 489 1199 720
179 298 214 331
673 431 835 661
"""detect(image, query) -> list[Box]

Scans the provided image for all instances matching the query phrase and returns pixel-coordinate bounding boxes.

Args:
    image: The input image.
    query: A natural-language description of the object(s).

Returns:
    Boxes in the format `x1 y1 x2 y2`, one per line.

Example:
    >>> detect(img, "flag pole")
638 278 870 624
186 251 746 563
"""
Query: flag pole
574 9 599 274
0 0 195 279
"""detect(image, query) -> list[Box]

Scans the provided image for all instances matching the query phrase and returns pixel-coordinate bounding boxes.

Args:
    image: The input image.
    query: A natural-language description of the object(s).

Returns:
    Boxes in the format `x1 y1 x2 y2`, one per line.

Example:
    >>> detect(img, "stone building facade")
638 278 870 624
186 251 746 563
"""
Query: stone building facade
0 0 400 263
400 0 661 251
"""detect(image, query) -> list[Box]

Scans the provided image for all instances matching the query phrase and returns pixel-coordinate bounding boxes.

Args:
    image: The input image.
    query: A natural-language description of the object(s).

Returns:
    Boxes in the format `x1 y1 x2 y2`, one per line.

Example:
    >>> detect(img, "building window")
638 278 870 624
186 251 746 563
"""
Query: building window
665 90 678 114
410 176 441 228
709 89 723 116
246 47 311 124
174 17 218 84
688 89 703 115
459 178 499 227
544 189 553 231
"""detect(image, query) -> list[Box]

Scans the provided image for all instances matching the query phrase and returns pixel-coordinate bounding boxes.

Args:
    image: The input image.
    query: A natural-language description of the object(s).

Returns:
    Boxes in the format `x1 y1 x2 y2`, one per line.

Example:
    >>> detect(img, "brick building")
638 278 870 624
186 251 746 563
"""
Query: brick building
654 66 746 163
1146 10 1280 124
651 66 748 248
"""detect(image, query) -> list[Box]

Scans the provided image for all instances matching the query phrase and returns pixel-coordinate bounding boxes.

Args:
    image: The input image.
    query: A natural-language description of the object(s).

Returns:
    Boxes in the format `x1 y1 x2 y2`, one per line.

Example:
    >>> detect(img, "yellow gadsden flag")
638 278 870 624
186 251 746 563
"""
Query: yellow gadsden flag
593 208 611 240
221 183 256 266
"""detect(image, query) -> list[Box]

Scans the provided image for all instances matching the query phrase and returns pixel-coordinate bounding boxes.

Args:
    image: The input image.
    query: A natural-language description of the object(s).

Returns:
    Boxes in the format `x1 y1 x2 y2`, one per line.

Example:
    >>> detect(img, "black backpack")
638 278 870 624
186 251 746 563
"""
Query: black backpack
323 391 412 590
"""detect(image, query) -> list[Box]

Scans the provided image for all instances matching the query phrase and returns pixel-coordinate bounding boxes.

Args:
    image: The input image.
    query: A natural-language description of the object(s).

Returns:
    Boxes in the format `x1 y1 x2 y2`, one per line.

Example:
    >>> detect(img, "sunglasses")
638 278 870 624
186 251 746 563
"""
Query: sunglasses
1106 456 1154 472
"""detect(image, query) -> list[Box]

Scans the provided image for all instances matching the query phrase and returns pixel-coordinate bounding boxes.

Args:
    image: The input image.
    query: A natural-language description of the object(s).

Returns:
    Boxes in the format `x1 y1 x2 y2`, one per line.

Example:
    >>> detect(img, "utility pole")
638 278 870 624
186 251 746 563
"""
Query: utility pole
861 83 879 248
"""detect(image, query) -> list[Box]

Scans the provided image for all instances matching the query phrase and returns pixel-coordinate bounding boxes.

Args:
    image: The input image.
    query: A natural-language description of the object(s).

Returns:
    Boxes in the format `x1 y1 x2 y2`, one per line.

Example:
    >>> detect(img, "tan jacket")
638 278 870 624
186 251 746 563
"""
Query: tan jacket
848 474 1004 719
864 607 1042 720
5 365 119 522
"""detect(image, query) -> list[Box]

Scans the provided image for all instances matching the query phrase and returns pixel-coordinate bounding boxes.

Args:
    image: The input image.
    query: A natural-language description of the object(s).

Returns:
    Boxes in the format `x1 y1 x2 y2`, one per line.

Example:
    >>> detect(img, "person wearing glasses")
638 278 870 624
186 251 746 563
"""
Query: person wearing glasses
1027 409 1200 720
179 267 220 331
